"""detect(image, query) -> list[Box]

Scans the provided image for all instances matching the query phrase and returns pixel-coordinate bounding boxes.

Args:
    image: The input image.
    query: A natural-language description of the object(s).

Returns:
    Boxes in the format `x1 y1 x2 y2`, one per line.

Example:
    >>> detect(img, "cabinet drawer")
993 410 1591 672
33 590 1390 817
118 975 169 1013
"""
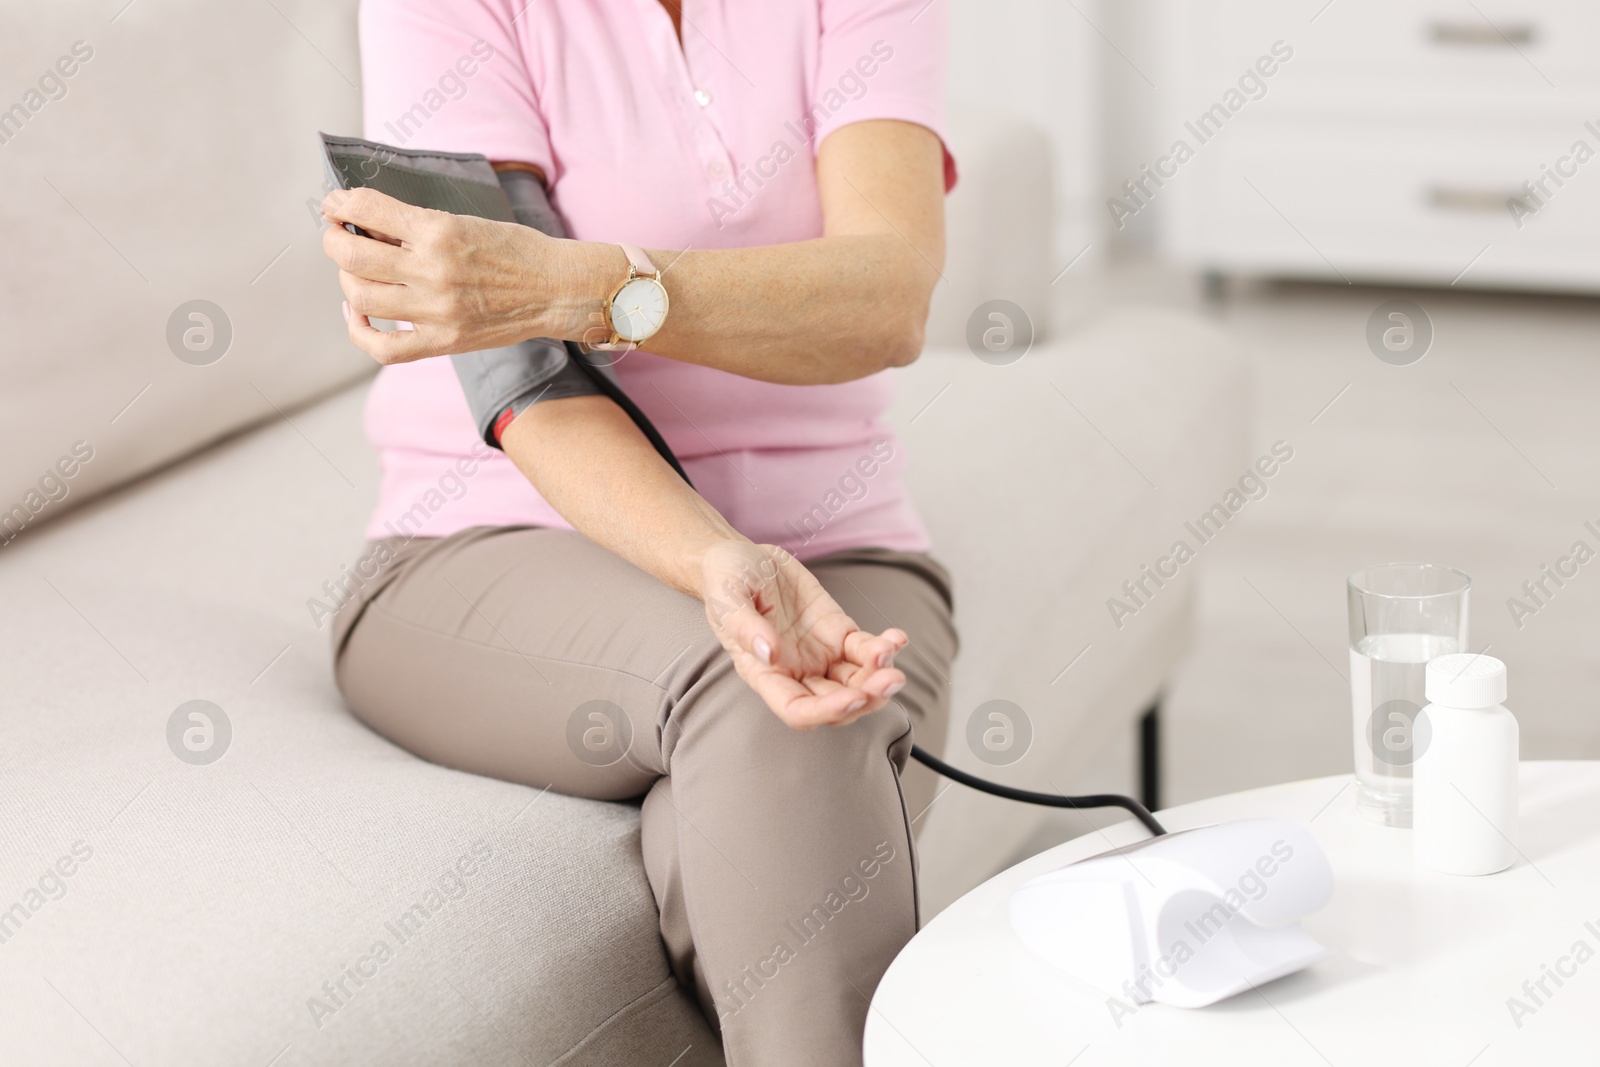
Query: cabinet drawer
1164 113 1600 289
1178 0 1600 99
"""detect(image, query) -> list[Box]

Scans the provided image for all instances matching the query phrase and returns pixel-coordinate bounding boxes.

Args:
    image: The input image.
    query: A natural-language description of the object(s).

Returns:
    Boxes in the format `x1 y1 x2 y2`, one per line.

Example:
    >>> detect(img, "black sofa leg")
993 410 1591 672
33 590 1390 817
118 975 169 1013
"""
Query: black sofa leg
1138 700 1162 813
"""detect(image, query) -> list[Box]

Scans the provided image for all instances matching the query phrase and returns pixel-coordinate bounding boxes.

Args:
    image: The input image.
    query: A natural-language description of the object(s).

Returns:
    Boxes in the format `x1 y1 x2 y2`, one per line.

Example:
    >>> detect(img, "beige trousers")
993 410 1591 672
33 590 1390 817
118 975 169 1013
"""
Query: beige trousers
330 526 957 1067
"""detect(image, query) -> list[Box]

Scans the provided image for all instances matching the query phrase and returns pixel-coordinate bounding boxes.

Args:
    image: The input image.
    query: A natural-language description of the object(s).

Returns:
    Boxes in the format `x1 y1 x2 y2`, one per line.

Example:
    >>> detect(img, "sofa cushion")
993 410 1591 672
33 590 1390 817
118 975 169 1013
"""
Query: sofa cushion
0 0 373 537
0 387 723 1066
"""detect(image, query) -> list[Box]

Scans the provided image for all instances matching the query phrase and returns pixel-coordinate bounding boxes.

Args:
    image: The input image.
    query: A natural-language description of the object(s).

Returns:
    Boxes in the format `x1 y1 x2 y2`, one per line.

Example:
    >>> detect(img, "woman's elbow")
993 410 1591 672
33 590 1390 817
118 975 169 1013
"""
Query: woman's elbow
876 292 932 370
881 324 925 369
829 324 920 382
822 286 932 380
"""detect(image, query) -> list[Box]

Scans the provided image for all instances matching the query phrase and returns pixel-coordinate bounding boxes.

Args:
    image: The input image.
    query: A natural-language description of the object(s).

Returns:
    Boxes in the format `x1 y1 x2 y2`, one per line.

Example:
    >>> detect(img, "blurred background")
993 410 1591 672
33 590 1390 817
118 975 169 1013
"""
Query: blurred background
4 2 1600 1059
955 0 1600 854
3 0 1597 892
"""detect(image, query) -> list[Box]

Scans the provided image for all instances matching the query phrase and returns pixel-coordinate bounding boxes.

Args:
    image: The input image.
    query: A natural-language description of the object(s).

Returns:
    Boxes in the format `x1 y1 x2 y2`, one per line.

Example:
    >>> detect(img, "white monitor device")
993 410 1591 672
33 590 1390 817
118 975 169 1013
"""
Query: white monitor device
1009 818 1334 1008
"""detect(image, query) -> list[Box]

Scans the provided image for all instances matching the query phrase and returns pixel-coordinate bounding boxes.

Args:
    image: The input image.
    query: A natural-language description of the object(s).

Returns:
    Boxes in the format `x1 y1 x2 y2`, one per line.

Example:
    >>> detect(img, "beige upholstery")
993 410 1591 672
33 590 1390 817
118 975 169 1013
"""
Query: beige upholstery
0 389 723 1066
0 0 371 529
0 1 1251 1062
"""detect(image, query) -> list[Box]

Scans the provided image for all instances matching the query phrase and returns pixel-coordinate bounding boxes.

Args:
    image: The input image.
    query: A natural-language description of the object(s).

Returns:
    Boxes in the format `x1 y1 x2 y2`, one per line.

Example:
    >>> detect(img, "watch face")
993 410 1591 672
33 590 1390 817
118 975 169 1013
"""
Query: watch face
611 278 668 342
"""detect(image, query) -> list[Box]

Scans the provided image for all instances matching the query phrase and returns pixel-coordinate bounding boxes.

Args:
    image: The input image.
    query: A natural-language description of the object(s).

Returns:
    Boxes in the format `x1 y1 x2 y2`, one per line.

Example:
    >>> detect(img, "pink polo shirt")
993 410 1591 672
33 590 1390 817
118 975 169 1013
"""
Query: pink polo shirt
357 0 954 560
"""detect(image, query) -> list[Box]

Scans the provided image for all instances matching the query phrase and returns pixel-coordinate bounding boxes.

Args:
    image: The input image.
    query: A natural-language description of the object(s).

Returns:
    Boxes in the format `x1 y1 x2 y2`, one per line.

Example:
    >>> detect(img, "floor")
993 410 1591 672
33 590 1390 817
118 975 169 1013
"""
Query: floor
1010 255 1600 860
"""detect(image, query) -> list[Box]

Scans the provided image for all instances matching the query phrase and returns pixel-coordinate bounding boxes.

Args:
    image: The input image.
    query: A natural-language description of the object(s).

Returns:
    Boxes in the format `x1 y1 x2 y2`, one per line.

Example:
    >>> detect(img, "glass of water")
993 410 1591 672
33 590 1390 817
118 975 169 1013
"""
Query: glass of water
1347 563 1470 827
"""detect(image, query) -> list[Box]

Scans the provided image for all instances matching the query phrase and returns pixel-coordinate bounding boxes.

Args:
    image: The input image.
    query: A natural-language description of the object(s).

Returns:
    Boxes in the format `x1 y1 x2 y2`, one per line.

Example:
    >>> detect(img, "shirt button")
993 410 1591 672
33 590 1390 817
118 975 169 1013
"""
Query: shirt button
694 88 713 107
708 160 726 178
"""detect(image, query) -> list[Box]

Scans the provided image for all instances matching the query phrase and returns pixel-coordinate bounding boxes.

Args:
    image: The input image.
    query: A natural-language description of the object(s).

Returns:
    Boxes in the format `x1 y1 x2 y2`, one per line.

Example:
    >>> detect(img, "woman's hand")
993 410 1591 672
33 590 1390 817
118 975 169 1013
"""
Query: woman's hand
321 187 582 365
499 400 908 731
699 540 908 730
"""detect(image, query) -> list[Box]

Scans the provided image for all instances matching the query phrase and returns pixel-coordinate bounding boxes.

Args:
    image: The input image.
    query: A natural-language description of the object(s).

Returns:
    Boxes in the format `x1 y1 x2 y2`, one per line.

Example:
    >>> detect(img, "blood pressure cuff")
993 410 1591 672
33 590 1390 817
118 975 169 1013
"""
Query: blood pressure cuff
318 133 608 449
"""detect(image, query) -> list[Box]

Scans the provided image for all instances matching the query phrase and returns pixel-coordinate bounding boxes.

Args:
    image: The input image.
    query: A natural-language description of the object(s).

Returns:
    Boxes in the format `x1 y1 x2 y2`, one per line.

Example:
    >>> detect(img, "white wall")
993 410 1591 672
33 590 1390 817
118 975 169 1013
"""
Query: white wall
946 0 1102 271
1099 0 1168 253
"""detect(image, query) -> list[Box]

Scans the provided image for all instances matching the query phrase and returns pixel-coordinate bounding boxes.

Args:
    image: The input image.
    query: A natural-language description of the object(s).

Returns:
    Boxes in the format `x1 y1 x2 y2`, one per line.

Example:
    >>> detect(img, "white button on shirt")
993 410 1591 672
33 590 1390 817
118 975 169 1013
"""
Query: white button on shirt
694 88 713 107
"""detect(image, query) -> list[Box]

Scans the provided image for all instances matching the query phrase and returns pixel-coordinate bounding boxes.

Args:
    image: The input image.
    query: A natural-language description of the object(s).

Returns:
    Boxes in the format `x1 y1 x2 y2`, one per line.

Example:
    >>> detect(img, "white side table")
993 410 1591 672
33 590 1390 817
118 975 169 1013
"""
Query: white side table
867 762 1600 1066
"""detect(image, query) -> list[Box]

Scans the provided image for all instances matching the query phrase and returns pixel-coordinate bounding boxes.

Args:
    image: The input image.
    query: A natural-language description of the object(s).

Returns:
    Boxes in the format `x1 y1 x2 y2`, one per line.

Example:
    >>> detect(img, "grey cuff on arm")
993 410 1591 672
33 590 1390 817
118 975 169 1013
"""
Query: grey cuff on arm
449 168 610 448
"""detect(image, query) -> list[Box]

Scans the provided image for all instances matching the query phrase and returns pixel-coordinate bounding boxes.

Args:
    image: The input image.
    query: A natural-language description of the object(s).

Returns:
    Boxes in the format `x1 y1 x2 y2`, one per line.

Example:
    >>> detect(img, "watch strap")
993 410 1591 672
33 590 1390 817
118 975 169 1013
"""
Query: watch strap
619 242 656 278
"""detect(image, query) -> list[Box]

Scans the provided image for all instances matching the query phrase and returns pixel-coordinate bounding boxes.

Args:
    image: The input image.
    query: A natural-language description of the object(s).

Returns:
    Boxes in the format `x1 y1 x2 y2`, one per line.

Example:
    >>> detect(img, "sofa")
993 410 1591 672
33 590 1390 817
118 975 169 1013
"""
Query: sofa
0 3 1248 1063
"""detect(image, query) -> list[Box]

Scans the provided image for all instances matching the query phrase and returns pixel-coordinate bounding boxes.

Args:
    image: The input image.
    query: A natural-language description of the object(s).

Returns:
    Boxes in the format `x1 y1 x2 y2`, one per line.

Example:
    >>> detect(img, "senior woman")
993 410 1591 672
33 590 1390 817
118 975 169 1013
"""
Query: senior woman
323 1 958 1063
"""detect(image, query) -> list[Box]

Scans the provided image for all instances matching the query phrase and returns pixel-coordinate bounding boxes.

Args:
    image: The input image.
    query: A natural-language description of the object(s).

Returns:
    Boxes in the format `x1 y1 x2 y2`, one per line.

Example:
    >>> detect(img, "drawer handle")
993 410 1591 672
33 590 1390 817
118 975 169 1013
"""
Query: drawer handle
1429 21 1536 47
1427 186 1530 214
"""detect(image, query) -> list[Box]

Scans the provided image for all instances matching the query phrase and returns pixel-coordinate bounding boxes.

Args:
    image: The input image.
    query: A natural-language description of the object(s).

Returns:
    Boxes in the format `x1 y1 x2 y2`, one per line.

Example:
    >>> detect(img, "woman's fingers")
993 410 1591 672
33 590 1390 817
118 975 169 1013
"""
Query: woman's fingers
792 688 876 729
839 665 906 699
338 270 415 322
732 644 879 730
318 186 561 361
322 222 409 285
321 188 419 246
700 544 910 730
842 626 907 669
818 678 892 728
709 590 782 668
740 662 871 730
343 306 439 365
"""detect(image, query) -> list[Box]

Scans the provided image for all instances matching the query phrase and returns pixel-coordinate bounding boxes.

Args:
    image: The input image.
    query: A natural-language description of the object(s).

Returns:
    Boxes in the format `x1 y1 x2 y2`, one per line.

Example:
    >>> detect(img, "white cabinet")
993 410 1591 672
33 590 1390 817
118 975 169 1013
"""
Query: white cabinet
1157 0 1600 292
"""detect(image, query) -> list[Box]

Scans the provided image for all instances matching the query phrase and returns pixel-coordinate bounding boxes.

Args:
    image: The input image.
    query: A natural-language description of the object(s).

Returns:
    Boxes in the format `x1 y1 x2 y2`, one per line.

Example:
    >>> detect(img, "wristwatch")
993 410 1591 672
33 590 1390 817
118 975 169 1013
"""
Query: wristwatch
591 243 669 351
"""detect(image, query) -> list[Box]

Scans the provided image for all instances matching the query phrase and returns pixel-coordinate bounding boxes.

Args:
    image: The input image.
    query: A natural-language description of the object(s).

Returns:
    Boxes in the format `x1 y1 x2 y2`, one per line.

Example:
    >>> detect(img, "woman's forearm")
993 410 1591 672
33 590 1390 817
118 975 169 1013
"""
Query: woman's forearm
542 235 937 385
324 122 947 383
498 392 908 728
498 394 740 598
522 120 948 385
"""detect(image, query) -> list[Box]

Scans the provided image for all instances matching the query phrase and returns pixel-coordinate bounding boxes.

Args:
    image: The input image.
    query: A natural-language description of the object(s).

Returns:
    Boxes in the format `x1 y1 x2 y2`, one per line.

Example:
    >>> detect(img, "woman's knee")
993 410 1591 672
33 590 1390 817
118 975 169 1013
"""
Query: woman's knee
661 641 914 778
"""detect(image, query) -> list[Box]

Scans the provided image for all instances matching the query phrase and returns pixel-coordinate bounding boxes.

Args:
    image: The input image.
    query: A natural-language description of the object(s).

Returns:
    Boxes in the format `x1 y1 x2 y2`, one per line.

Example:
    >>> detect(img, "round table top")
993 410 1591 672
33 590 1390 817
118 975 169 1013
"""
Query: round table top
866 762 1600 1066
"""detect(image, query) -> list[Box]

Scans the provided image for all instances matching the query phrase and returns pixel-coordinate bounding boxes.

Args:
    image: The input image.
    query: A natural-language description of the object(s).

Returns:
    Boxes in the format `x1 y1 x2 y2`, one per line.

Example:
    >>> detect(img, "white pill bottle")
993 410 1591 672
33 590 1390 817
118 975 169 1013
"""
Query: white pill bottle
1413 653 1519 875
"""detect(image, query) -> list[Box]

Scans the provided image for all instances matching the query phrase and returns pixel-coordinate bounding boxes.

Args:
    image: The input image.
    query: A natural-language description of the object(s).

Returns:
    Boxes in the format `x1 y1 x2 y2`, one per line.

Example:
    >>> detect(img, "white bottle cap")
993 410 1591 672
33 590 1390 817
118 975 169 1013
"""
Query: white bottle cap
1425 654 1507 709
